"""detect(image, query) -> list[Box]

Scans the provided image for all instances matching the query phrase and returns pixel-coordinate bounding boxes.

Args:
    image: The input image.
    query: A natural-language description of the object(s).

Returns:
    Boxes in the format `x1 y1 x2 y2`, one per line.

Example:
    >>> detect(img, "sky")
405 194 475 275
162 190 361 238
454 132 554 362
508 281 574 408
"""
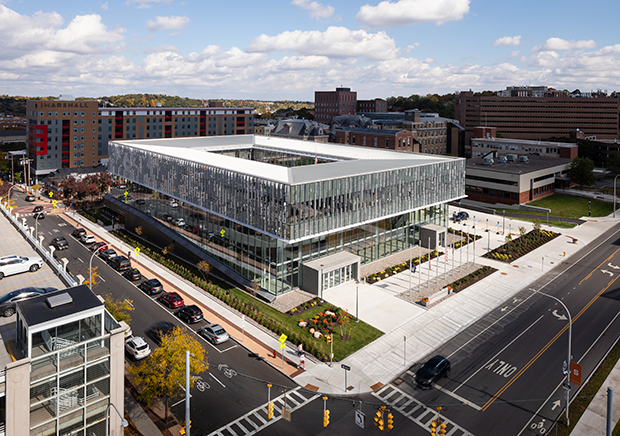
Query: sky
1 0 620 101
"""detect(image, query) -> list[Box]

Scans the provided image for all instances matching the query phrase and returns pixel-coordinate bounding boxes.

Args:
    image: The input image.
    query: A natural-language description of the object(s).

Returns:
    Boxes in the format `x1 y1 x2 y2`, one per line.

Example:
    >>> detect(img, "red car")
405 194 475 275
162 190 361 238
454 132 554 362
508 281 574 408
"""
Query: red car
91 241 108 252
158 292 184 309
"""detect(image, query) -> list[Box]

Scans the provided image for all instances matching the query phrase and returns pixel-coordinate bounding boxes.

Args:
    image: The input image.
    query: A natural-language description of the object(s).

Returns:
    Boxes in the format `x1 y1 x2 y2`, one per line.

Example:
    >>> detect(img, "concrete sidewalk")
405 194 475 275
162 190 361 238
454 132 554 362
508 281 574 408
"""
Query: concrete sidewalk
62 207 620 433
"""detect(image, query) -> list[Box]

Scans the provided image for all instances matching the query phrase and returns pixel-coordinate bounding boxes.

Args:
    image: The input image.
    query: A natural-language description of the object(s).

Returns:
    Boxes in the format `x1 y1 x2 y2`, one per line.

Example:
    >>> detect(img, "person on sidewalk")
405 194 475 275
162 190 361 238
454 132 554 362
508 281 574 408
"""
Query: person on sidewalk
299 353 305 369
298 343 303 357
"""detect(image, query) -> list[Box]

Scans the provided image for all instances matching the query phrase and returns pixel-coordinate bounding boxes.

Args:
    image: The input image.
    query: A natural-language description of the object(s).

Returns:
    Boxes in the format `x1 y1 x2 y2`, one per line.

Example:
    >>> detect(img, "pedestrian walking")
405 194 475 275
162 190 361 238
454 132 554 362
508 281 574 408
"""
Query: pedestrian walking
298 343 303 357
299 353 305 369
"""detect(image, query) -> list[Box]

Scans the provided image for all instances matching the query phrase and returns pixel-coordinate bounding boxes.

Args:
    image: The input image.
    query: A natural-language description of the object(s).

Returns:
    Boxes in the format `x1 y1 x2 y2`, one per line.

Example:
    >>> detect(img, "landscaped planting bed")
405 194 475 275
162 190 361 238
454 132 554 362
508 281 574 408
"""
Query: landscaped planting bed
485 227 560 262
445 265 497 293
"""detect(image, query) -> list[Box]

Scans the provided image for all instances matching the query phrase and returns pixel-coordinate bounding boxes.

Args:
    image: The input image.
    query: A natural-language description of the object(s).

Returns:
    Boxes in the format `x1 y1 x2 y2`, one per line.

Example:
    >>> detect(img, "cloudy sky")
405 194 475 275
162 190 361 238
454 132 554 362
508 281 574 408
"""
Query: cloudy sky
1 0 619 101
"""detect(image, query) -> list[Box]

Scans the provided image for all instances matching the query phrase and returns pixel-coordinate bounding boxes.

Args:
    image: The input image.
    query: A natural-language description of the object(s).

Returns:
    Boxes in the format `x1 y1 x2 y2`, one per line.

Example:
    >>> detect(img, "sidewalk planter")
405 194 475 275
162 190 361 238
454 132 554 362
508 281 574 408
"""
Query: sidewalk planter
366 251 443 284
445 265 497 294
485 229 561 263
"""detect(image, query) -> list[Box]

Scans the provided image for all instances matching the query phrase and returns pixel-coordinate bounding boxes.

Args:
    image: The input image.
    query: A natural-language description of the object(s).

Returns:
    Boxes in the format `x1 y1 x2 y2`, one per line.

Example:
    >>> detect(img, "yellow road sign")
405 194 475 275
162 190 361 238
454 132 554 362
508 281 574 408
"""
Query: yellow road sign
278 334 287 343
280 342 286 350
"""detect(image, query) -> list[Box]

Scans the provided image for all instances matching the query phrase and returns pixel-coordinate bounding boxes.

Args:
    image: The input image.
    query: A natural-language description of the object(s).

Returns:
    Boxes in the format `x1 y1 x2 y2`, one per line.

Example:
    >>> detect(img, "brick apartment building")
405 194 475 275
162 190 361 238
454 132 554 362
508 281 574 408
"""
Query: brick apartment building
314 87 357 123
456 87 619 147
333 127 415 152
26 96 255 178
357 99 387 113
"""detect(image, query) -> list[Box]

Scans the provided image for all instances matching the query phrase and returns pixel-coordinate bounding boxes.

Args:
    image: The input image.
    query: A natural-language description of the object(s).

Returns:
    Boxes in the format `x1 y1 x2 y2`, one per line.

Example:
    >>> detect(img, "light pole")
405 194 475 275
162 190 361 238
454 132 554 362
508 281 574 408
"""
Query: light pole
320 264 324 301
355 280 360 322
186 350 191 436
105 402 128 436
614 174 620 218
89 243 107 291
503 210 506 234
530 288 572 426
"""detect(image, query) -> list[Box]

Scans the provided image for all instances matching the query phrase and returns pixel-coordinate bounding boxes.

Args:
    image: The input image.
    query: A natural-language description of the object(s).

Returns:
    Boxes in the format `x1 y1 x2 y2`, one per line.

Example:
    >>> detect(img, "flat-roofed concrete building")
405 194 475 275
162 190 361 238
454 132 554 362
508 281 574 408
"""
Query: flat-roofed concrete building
0 285 126 436
106 135 465 298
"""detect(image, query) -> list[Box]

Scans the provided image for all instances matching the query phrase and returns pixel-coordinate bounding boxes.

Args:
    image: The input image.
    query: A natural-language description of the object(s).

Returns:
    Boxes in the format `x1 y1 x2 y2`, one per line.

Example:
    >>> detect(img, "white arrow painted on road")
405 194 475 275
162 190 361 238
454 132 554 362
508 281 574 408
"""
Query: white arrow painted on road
608 263 620 270
513 297 522 304
601 270 614 277
551 400 561 410
552 310 568 321
500 306 508 312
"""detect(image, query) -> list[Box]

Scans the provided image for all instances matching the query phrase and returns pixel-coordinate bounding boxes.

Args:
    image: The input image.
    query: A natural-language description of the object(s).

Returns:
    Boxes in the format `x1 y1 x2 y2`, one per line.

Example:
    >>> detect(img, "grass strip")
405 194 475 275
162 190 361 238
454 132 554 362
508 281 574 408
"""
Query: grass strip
111 229 383 361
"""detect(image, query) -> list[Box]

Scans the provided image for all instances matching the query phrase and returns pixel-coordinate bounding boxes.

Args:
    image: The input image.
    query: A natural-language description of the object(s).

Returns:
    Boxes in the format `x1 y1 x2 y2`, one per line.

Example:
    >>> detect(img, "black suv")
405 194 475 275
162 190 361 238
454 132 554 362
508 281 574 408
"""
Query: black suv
139 279 163 295
150 321 176 344
51 237 69 250
110 256 131 271
415 355 450 389
72 228 86 238
123 268 142 281
176 305 203 324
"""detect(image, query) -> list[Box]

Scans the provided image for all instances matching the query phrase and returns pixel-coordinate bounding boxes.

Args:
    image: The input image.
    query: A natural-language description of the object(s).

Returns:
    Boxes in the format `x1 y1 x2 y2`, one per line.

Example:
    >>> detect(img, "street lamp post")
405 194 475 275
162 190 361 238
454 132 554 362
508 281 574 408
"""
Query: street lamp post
355 280 360 322
503 210 506 234
614 174 620 218
89 243 107 291
530 288 572 426
105 402 128 435
319 264 324 301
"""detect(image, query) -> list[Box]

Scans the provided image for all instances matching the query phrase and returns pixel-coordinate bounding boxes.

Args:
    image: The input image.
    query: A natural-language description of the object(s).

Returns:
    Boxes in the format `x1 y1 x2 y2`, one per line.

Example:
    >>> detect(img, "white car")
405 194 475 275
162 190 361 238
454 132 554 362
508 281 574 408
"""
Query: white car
0 255 44 280
169 201 179 208
173 218 186 227
125 336 151 360
80 234 96 245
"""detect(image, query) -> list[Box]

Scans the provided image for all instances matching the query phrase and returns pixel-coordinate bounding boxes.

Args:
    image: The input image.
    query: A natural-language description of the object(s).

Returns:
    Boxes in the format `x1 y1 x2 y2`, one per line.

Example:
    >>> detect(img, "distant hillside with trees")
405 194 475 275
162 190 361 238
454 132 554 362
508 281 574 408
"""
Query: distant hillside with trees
386 93 456 119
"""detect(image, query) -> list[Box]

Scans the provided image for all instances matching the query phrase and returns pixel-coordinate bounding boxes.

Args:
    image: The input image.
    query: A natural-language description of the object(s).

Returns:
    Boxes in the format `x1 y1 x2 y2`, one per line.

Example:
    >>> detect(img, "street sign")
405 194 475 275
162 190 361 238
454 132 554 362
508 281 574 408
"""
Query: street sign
278 334 288 343
282 405 291 422
355 410 365 429
571 361 582 386
341 364 351 371
280 342 286 350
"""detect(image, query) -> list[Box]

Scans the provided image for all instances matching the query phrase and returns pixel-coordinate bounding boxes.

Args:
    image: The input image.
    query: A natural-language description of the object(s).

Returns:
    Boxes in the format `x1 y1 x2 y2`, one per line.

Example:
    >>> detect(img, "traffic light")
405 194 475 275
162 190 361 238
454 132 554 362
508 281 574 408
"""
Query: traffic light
323 409 330 427
430 420 438 436
386 411 394 431
326 334 332 344
267 402 274 419
439 422 446 436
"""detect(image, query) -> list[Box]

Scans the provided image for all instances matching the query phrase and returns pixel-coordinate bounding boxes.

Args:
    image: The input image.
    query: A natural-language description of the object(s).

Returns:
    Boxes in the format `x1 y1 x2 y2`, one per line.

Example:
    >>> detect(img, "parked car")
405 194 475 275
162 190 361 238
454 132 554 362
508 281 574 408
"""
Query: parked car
150 321 176 344
415 355 450 389
0 255 44 280
99 249 117 262
125 336 151 360
25 194 36 202
33 205 44 213
457 211 469 221
198 324 230 345
51 237 69 250
169 200 179 208
161 213 174 222
136 198 146 205
173 218 186 227
0 286 58 317
80 234 96 245
91 241 108 252
123 268 142 281
72 228 86 238
176 305 203 324
110 256 131 271
33 211 46 220
158 292 184 309
139 278 163 295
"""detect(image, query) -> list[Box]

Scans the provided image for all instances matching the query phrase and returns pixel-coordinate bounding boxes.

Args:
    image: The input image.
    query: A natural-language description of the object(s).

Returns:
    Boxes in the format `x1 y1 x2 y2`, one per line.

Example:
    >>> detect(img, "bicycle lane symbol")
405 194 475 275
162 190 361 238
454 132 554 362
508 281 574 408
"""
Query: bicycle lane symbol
530 419 547 434
195 376 210 392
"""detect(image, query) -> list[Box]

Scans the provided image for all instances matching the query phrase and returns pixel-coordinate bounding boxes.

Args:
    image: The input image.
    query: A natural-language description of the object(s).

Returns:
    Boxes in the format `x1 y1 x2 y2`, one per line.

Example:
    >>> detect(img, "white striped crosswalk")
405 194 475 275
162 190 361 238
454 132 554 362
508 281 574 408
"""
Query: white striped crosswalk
207 386 320 436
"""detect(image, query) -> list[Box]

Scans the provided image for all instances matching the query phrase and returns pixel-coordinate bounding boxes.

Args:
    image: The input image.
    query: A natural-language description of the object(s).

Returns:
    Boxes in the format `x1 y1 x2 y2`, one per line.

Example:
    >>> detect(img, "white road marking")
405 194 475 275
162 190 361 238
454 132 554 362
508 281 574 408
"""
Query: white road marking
99 276 106 282
434 383 482 411
209 372 226 388
77 258 84 263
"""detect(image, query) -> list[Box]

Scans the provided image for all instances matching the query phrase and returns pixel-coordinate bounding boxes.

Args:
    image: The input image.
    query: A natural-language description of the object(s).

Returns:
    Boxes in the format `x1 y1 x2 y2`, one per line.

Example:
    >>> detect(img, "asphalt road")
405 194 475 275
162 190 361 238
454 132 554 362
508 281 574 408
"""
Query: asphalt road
375 222 620 435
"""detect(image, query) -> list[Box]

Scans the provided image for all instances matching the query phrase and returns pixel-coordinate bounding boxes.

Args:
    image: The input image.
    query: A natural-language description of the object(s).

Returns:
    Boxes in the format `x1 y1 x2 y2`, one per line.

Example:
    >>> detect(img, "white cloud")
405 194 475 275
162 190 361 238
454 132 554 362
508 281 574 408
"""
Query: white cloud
403 42 419 53
101 2 109 10
356 0 470 27
146 15 190 31
532 37 598 52
494 35 521 46
247 26 399 60
291 0 334 19
125 0 172 9
144 44 180 54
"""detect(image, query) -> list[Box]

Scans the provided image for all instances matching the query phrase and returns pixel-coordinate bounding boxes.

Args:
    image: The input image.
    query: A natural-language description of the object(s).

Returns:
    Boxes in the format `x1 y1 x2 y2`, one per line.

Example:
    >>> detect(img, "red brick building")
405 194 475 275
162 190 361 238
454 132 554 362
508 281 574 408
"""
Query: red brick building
357 99 387 113
333 127 415 152
314 87 357 123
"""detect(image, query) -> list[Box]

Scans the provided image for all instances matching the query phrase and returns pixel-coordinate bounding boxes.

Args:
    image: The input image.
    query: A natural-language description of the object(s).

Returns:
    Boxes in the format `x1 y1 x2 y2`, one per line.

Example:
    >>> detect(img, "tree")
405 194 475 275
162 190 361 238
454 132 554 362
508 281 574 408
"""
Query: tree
129 326 208 423
102 294 134 324
197 260 212 281
607 151 620 175
568 157 596 186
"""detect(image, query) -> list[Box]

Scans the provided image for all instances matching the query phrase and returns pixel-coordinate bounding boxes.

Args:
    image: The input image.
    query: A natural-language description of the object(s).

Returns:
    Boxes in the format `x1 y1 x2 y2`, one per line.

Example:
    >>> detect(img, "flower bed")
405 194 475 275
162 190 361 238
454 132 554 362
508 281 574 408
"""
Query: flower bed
485 228 560 263
297 308 355 342
366 250 443 284
287 297 321 316
445 265 497 294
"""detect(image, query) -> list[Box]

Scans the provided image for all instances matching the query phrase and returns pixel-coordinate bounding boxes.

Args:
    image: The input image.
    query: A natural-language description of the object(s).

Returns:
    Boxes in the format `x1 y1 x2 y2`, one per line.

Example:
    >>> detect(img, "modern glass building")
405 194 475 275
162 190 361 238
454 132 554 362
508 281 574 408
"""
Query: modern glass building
108 135 465 297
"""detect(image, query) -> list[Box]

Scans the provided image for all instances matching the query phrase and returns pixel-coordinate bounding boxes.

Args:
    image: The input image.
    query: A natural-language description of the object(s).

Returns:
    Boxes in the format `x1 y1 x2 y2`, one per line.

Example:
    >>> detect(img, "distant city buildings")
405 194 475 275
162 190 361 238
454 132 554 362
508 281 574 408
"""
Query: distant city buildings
456 86 619 148
25 95 255 179
314 87 387 124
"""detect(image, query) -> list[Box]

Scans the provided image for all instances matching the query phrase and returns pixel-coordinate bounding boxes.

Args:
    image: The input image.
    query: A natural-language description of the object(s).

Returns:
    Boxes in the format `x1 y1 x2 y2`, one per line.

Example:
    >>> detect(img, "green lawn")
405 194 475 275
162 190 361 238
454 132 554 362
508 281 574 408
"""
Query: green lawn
111 229 383 361
527 194 614 218
508 216 577 229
